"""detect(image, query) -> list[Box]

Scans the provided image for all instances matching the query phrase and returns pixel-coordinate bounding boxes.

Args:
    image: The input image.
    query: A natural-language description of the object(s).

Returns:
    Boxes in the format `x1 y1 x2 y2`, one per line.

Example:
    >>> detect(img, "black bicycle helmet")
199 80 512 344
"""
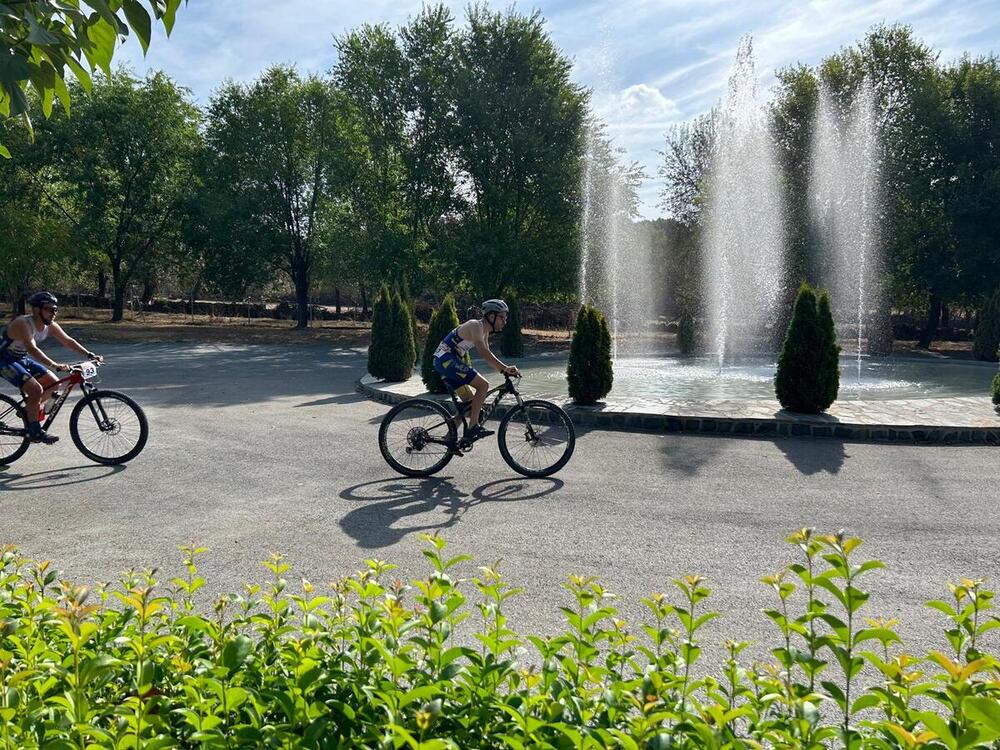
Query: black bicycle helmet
27 291 58 308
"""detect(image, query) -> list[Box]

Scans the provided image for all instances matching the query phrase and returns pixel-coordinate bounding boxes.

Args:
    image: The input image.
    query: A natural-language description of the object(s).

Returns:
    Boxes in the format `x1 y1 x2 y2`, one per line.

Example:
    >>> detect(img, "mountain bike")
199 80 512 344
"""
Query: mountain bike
378 374 575 478
0 360 148 466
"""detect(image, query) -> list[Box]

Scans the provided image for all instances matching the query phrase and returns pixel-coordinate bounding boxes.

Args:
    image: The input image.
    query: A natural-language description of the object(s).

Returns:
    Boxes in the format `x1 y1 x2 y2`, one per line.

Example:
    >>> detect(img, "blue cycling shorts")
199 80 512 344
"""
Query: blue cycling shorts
433 352 478 387
0 352 48 388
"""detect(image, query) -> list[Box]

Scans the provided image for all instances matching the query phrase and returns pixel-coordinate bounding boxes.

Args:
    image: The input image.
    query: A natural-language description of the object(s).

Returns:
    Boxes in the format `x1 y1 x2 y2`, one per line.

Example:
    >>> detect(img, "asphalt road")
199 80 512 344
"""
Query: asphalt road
2 341 997 662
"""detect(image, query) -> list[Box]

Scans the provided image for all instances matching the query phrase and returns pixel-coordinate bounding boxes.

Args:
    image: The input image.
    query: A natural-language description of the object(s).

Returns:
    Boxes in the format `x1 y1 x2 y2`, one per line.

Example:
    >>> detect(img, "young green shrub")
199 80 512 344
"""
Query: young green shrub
399 280 421 360
421 294 465 393
775 283 841 413
2 532 1000 748
499 297 524 358
366 282 393 379
381 287 416 382
992 367 1000 406
973 287 1000 362
567 304 613 404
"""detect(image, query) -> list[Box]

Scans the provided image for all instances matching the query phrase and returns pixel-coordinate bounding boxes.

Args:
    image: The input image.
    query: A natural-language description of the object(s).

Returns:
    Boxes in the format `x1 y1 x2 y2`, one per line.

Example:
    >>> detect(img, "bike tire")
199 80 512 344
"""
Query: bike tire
498 400 575 478
379 398 457 477
0 394 30 465
70 390 149 465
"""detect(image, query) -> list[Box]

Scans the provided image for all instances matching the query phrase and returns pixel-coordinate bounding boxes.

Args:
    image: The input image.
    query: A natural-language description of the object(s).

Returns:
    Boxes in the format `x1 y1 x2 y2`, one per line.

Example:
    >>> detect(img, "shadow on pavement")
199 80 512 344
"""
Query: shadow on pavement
51 342 368 409
0 463 126 491
773 438 847 475
338 476 564 548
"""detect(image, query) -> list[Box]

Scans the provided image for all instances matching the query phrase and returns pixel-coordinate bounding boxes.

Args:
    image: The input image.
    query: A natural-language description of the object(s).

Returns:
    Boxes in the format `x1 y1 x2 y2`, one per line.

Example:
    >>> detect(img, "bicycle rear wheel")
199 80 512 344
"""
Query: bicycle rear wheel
70 390 149 465
498 400 575 478
0 394 29 465
379 399 457 477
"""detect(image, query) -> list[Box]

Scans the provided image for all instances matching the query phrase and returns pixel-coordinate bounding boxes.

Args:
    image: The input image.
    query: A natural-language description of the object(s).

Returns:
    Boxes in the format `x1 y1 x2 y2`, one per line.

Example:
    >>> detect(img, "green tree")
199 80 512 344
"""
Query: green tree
390 286 417 380
972 287 1000 362
367 283 393 379
567 305 613 405
775 284 841 413
202 66 364 328
0 0 186 155
24 69 200 321
448 6 587 300
421 294 463 393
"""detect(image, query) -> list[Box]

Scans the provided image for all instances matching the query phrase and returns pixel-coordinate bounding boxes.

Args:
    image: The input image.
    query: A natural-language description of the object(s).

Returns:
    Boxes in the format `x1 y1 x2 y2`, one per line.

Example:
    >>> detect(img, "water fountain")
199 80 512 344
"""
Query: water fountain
811 78 883 385
578 126 654 359
702 36 786 368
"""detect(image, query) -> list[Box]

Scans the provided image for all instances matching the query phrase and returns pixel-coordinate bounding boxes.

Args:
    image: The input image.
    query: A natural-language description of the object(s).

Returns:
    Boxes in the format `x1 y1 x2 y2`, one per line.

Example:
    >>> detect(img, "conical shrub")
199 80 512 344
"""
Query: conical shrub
400 280 421 361
973 287 1000 362
992 368 1000 406
367 283 393 379
567 305 613 405
774 283 841 413
500 298 524 358
421 294 465 393
380 288 416 382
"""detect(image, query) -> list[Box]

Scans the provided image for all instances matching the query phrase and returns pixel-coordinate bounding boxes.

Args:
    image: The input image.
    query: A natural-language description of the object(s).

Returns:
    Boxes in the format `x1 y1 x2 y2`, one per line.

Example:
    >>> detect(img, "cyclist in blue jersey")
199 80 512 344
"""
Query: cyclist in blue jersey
433 299 520 442
0 292 102 444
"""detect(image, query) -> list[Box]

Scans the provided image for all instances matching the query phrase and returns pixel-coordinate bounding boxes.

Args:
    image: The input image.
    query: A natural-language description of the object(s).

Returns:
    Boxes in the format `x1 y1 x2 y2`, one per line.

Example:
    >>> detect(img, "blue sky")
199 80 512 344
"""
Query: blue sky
119 0 1000 218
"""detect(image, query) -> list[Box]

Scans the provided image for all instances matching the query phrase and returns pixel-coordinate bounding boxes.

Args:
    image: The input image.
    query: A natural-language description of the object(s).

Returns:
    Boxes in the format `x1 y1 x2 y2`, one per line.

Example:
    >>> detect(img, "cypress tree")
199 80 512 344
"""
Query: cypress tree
973 287 1000 362
992 369 1000 406
500 297 524 358
367 283 393 379
775 283 841 413
421 295 464 393
381 288 416 382
567 305 613 404
400 280 421 361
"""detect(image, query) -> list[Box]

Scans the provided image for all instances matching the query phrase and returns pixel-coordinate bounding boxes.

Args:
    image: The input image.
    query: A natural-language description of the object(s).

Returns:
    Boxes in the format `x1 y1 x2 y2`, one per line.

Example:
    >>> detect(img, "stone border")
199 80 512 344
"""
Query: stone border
357 376 1000 446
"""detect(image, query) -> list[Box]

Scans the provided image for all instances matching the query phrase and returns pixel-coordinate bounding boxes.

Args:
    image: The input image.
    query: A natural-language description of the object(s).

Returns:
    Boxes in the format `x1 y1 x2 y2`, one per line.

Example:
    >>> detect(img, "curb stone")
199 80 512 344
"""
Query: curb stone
357 376 1000 446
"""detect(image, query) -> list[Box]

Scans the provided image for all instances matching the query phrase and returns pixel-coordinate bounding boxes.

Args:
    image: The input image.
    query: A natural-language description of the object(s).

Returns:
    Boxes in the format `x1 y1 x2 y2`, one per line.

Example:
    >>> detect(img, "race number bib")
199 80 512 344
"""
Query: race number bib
79 361 99 379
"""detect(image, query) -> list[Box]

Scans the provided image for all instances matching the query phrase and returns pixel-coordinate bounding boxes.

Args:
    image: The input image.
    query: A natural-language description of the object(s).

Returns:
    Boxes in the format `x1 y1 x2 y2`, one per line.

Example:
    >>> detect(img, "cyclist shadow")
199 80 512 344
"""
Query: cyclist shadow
339 476 563 549
0 463 126 491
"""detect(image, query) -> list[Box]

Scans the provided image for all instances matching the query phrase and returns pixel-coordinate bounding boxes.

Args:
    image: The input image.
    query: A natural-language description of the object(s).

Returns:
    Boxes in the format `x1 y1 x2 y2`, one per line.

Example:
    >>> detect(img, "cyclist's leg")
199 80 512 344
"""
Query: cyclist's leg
468 373 490 428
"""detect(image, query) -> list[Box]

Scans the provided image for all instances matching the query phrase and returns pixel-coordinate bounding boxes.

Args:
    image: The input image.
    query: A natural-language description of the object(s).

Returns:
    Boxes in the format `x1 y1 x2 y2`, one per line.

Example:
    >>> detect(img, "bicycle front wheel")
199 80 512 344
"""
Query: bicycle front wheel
0 394 29 465
498 400 575 478
379 398 457 477
70 390 149 465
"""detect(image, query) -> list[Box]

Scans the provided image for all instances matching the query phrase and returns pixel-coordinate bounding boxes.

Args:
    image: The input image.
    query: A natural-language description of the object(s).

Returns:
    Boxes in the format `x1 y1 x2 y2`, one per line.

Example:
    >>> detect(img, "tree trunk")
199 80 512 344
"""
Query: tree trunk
360 284 369 318
334 287 341 315
918 294 942 349
292 259 310 329
141 278 155 307
111 261 125 322
97 269 108 303
189 278 202 317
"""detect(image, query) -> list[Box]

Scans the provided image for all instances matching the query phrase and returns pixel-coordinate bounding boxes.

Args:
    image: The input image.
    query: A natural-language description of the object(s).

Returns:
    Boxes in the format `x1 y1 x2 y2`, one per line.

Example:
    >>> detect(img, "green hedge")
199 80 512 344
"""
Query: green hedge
973 287 1000 362
567 304 613 404
775 283 841 413
368 284 416 382
1 531 999 748
421 295 465 394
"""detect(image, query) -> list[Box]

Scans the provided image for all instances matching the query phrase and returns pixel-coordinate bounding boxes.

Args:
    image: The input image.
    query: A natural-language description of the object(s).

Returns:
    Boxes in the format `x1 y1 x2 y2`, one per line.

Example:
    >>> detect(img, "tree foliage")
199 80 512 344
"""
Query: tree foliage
567 304 613 405
0 0 186 155
775 283 841 413
972 287 1000 362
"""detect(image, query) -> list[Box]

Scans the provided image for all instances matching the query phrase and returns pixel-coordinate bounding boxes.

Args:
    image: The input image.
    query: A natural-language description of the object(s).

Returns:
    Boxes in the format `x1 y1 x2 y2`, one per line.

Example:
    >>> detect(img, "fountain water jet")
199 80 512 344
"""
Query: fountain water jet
811 78 883 385
703 37 786 368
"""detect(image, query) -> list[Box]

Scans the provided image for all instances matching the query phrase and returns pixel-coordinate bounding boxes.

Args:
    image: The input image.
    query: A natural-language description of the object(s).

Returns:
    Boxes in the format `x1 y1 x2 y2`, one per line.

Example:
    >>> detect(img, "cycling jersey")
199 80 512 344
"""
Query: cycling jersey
433 325 478 388
0 315 51 388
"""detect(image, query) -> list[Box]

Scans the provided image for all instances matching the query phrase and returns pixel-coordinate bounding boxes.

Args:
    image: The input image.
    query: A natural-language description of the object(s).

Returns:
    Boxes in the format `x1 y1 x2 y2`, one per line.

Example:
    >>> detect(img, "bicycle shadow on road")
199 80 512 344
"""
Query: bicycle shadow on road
338 476 563 549
0 463 126 491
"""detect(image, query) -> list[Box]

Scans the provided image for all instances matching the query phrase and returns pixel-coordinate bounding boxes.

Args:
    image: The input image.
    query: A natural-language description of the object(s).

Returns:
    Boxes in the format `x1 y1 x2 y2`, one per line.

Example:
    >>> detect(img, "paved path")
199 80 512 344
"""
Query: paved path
2 342 998 663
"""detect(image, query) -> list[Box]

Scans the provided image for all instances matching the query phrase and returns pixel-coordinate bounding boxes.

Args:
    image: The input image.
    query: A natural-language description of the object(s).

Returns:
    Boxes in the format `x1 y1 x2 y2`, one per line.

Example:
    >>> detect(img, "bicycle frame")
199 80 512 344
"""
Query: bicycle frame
0 365 109 437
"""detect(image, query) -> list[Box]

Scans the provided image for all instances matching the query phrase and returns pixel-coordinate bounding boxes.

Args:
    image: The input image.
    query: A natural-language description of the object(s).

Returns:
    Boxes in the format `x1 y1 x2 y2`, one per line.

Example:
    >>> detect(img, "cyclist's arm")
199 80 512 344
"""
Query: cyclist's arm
470 323 515 375
49 322 100 361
